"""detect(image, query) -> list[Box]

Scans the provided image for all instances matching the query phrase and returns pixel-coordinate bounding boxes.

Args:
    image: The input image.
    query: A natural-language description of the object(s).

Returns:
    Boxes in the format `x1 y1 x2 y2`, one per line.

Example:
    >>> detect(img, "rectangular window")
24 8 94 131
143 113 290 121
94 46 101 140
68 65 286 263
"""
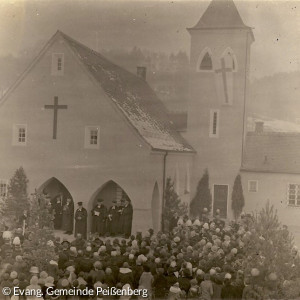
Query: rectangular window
212 112 218 134
18 127 26 143
57 57 62 71
13 124 27 146
90 129 98 145
248 180 258 192
209 109 220 138
288 184 300 206
51 53 64 75
84 126 100 149
0 180 7 198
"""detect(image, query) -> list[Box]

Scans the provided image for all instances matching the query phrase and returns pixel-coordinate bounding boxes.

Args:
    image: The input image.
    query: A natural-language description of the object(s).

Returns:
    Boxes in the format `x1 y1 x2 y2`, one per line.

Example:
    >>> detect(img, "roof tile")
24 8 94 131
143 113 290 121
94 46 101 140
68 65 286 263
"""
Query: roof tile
242 132 300 174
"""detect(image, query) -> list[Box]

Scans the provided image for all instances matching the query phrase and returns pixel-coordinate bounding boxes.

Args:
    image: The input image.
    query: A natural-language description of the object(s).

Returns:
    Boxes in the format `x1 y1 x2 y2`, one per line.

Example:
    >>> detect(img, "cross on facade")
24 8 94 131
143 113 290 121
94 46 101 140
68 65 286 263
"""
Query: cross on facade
44 96 68 139
215 57 232 104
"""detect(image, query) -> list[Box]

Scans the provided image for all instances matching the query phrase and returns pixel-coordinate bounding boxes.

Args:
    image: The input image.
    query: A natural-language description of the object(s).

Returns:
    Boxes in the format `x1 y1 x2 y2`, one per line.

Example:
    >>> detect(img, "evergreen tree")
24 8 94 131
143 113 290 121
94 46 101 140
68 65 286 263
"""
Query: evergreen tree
3 167 30 224
162 177 188 232
28 190 54 229
22 191 56 271
231 174 245 220
189 169 212 218
242 202 300 295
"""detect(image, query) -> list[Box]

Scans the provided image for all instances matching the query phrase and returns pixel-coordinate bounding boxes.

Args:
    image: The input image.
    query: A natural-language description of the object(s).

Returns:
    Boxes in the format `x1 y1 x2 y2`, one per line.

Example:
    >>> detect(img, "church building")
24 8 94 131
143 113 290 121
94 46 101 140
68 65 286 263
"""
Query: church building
0 0 299 233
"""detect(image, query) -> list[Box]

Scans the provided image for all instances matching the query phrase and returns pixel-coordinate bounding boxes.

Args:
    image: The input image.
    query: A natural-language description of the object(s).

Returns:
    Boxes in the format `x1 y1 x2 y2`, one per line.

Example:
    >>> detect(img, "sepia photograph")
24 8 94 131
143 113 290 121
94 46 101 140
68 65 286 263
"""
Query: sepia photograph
0 0 299 298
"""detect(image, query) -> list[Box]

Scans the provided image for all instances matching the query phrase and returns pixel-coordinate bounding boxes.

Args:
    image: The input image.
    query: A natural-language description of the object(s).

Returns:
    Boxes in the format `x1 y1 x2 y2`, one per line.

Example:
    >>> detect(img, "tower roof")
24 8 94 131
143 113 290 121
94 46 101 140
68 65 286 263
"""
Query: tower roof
188 0 252 30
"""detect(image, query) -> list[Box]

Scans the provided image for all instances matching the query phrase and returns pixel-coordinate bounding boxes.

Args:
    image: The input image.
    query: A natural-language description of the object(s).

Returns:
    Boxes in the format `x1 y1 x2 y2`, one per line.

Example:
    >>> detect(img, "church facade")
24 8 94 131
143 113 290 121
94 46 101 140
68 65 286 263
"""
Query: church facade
0 30 194 234
0 0 299 233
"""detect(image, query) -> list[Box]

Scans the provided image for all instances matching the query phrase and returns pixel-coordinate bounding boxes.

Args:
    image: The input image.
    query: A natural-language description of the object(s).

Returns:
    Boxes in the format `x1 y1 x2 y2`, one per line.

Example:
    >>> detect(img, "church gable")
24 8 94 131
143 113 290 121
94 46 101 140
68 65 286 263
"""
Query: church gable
0 33 155 161
0 31 193 153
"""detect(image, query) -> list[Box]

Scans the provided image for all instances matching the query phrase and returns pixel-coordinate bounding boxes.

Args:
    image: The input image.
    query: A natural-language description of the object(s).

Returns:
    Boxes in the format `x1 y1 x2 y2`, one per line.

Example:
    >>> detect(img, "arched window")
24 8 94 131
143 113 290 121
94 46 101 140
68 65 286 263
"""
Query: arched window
197 48 214 72
221 48 238 72
200 52 213 70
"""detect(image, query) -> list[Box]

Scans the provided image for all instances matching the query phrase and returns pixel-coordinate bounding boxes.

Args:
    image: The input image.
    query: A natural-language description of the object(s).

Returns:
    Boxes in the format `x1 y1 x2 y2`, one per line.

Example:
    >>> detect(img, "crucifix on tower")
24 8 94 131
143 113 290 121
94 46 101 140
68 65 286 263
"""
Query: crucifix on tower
215 57 233 104
44 96 68 139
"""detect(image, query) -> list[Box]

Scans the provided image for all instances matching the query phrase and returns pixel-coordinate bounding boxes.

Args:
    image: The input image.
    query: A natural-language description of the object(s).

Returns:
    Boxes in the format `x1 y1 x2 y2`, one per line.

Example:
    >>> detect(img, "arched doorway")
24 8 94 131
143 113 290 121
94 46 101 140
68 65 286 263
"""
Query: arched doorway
89 180 133 237
151 182 160 233
38 177 74 232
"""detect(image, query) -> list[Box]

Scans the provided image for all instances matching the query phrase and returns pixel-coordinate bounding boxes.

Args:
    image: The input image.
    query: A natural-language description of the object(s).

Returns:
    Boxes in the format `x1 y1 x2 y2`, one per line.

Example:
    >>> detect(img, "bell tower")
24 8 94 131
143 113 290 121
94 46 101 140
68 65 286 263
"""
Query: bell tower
185 0 254 218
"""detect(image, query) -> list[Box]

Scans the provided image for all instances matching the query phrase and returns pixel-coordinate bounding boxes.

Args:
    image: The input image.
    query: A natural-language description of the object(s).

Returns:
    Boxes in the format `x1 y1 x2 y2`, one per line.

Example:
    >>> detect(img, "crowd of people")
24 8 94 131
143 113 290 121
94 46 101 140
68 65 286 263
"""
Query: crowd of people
0 209 297 300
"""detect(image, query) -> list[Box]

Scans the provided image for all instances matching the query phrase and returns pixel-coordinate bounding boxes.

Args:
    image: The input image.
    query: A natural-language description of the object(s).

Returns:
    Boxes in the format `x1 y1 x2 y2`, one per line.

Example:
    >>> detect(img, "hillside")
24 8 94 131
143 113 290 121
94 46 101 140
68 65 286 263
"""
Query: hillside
249 72 300 122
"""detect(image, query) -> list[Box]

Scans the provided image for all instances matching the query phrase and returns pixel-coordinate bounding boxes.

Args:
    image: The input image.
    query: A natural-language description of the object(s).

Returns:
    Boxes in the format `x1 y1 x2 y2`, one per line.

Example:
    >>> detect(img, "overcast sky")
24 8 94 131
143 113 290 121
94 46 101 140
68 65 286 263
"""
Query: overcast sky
0 0 299 79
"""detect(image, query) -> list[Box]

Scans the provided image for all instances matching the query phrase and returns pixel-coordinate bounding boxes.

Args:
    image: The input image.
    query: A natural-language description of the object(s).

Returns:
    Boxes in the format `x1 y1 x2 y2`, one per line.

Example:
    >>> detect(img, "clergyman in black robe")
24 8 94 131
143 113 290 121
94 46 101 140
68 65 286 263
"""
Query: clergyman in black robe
74 202 88 239
106 200 119 236
62 198 73 234
120 198 133 238
52 193 64 230
91 199 107 236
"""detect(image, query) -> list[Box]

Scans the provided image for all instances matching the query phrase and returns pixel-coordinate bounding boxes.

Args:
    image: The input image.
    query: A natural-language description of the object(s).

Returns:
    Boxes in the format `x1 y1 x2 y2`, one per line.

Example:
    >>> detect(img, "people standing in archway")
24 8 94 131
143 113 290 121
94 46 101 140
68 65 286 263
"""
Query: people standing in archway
52 193 64 230
107 200 119 236
74 202 87 239
116 199 123 235
91 199 107 236
62 198 73 234
120 197 133 238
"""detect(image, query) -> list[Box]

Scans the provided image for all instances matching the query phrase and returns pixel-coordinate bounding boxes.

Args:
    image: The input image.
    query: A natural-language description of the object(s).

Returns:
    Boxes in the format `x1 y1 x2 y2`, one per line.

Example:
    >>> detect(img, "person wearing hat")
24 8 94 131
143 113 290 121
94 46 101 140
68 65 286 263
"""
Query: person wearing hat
25 276 42 300
52 192 64 230
103 267 116 288
200 273 213 300
91 198 107 236
168 282 182 300
1 231 13 259
119 197 133 238
178 268 192 295
138 264 154 299
202 208 210 223
188 279 200 298
30 266 39 276
107 200 119 236
18 210 28 234
0 273 13 299
153 267 168 298
118 262 134 287
74 202 87 239
62 198 74 234
58 240 70 269
89 261 105 283
221 274 236 300
17 273 29 299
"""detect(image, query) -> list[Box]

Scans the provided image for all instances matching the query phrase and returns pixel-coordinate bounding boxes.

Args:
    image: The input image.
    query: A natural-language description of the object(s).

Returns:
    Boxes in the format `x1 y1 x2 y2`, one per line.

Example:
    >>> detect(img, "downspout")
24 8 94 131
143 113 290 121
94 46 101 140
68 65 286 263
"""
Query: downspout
241 31 249 166
161 151 168 231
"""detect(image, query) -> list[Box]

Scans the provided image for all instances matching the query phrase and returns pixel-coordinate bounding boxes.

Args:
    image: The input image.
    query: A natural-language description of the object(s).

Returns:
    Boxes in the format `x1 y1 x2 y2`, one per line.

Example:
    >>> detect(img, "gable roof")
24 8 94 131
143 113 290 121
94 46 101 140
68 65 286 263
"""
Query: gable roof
241 132 300 174
1 31 195 153
188 0 253 34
